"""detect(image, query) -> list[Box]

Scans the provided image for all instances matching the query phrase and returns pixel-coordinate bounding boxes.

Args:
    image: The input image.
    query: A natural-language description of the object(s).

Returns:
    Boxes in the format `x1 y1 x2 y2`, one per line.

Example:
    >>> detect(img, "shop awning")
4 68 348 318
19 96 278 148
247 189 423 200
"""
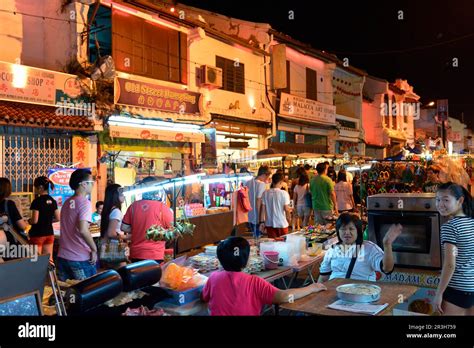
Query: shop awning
107 115 205 143
278 115 337 130
297 153 344 159
0 100 95 131
255 148 297 160
211 114 271 136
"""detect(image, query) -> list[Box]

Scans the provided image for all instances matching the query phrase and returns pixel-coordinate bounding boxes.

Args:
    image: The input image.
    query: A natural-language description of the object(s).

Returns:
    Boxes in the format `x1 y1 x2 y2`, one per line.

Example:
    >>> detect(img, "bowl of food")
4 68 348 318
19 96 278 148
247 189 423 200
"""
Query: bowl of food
336 283 381 303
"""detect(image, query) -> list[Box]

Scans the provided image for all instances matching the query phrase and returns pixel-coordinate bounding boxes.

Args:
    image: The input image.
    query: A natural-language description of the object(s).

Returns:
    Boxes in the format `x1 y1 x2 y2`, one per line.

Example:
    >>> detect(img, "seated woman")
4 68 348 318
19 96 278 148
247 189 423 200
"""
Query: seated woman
318 213 401 282
202 236 327 316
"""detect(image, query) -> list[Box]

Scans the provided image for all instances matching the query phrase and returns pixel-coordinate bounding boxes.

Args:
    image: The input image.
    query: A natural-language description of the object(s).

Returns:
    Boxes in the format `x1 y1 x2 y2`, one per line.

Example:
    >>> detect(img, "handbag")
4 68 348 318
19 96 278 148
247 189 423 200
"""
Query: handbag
305 184 313 208
99 208 128 263
99 238 128 263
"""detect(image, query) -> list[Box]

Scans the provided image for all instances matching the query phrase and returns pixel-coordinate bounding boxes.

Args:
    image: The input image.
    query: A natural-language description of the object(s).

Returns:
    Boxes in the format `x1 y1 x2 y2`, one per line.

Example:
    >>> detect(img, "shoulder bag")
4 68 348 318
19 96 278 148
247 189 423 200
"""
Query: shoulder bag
99 208 128 263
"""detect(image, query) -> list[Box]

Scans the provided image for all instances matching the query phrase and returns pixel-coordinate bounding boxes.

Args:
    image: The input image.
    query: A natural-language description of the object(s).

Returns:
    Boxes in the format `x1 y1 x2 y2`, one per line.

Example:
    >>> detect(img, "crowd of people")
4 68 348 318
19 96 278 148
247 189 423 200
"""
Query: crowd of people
246 162 356 236
0 164 472 316
0 169 174 282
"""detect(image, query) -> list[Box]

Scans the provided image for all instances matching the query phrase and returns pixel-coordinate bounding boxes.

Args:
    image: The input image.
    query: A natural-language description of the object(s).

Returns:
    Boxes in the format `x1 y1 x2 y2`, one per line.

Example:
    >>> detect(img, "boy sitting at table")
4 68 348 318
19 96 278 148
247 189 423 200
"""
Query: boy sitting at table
201 236 326 316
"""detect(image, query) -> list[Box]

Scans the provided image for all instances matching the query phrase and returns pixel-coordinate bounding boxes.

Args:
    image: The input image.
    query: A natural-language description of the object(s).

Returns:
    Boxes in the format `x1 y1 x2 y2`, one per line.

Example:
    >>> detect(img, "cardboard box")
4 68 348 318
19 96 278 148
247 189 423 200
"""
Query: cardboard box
392 287 437 316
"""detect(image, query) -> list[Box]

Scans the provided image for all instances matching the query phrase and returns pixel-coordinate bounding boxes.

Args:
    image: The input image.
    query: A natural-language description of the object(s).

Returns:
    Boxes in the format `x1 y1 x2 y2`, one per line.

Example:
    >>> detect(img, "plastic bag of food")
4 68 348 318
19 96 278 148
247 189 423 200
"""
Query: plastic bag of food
160 262 208 291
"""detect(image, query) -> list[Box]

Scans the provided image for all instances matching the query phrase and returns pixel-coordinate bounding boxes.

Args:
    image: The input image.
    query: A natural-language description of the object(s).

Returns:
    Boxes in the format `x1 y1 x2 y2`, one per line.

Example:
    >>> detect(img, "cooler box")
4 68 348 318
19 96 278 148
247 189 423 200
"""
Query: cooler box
163 285 204 306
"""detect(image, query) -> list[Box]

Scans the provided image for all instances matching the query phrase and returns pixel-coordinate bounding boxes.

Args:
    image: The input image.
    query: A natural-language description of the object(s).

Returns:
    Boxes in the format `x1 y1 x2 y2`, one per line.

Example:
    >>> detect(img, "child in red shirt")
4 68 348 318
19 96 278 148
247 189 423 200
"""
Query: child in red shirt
202 237 326 316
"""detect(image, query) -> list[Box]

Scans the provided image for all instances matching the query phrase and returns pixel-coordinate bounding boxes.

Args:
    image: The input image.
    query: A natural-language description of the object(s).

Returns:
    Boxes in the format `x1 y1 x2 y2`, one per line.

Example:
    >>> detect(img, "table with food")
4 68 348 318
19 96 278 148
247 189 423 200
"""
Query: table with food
279 278 419 316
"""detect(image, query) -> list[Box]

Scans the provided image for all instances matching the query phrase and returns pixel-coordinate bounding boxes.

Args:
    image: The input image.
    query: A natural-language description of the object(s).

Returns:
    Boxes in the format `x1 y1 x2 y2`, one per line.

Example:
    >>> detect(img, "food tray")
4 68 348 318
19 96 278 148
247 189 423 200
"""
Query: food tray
336 283 381 303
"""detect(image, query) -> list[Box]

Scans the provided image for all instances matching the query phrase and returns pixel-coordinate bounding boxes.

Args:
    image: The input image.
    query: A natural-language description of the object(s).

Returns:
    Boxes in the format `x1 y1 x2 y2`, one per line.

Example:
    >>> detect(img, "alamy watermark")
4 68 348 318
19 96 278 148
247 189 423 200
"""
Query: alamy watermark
332 244 366 260
55 100 96 118
380 101 420 120
0 242 39 262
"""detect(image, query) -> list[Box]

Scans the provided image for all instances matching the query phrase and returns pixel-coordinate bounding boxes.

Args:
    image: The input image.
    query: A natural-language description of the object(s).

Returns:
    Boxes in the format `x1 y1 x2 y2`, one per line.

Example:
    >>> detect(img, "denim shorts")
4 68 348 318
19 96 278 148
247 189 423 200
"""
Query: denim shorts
57 257 97 281
248 222 261 238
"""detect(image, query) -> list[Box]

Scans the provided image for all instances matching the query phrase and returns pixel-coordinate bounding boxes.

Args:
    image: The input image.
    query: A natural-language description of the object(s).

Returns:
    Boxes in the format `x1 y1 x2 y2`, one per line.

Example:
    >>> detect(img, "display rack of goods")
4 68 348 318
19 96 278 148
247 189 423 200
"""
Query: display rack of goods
364 162 427 196
299 224 336 244
185 203 207 217
206 206 230 215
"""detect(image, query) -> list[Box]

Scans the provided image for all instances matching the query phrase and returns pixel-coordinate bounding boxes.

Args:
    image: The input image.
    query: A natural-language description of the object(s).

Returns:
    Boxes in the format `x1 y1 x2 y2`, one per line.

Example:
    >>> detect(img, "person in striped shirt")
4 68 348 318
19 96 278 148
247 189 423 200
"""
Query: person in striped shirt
435 182 474 315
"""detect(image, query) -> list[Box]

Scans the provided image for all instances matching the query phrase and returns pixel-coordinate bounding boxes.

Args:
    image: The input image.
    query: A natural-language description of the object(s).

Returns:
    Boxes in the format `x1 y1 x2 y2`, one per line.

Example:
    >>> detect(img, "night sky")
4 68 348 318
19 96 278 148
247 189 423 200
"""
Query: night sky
178 0 474 128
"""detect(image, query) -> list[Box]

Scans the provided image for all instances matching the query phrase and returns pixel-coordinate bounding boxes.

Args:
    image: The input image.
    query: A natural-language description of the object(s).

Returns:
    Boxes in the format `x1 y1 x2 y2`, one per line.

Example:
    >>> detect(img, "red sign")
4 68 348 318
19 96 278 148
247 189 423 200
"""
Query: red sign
175 133 184 142
115 77 202 115
140 130 151 139
49 169 74 186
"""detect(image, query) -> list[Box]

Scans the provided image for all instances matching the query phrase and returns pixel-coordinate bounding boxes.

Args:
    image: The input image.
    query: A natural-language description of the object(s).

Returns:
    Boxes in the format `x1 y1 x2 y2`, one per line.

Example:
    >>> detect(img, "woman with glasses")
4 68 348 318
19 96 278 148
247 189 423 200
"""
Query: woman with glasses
57 169 98 281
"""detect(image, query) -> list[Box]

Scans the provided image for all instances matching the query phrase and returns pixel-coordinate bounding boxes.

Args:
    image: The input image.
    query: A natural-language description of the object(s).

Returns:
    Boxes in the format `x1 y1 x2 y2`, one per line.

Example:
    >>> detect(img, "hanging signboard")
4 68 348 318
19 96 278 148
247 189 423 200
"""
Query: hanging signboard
0 61 87 107
279 92 336 125
436 99 448 122
115 77 203 115
201 128 217 168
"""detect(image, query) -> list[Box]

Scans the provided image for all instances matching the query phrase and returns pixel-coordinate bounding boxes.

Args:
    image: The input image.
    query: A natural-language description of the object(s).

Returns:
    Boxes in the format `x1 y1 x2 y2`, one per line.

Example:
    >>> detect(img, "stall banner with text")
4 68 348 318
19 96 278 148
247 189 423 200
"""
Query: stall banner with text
48 168 91 209
115 77 203 115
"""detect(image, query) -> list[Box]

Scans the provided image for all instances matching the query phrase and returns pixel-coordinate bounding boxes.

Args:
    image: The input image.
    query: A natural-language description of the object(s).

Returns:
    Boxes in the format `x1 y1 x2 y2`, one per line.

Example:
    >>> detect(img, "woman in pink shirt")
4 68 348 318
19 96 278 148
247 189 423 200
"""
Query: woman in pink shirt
201 237 326 316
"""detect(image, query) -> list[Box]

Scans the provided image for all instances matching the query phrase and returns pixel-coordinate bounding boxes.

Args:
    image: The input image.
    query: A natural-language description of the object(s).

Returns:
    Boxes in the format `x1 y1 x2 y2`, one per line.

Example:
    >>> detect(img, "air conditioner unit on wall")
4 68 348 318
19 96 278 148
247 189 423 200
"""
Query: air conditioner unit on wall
199 65 223 89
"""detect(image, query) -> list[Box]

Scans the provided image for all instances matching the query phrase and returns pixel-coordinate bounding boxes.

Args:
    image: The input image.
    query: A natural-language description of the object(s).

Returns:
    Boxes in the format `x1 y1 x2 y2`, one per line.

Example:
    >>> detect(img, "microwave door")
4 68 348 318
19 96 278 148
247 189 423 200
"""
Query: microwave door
368 211 441 269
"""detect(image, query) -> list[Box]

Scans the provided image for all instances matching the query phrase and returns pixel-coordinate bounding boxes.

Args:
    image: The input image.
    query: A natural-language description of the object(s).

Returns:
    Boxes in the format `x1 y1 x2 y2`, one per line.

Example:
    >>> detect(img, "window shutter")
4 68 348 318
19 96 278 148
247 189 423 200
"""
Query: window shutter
282 60 291 93
215 56 245 94
306 68 317 101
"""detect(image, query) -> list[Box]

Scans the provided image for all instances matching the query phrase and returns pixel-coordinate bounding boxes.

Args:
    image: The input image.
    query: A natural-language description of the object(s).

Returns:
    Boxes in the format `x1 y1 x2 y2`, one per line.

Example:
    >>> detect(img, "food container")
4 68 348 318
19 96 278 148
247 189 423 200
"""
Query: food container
204 245 217 256
336 283 381 303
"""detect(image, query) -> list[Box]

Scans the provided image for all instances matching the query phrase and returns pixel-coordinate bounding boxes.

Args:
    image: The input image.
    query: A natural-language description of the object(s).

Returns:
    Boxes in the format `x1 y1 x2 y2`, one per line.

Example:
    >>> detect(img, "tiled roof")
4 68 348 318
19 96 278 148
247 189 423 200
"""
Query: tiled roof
0 100 95 131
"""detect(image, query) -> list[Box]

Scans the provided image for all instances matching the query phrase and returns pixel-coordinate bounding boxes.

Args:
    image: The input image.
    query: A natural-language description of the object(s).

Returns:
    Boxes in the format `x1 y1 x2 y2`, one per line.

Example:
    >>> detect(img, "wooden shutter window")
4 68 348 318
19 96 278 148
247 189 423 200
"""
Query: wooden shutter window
306 67 317 101
282 60 291 93
216 56 245 94
112 8 187 84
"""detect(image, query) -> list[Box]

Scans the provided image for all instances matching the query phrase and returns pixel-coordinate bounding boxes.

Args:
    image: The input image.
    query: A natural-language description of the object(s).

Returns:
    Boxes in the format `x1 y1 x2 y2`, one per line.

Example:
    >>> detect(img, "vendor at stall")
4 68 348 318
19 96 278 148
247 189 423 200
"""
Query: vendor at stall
121 178 174 263
318 213 402 282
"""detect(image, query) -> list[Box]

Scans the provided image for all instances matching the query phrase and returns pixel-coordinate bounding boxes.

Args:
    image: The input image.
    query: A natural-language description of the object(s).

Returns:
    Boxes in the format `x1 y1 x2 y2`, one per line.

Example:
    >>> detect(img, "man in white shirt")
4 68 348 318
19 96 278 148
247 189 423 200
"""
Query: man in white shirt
260 172 293 238
245 165 271 238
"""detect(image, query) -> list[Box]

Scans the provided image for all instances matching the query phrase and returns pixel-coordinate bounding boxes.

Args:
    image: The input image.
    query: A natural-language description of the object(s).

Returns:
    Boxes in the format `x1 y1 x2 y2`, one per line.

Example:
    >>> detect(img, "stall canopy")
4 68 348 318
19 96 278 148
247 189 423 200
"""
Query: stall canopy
254 148 296 160
107 114 205 143
384 145 422 161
